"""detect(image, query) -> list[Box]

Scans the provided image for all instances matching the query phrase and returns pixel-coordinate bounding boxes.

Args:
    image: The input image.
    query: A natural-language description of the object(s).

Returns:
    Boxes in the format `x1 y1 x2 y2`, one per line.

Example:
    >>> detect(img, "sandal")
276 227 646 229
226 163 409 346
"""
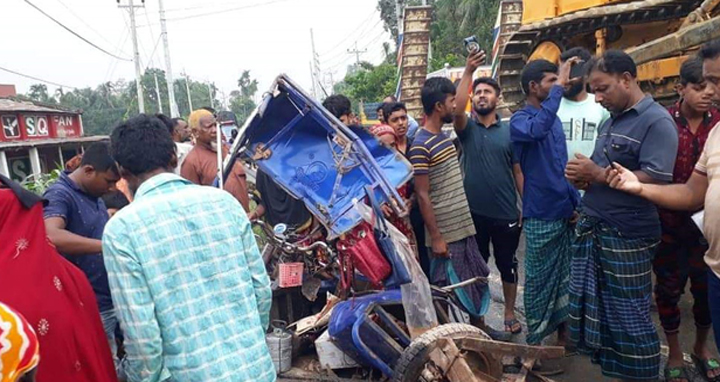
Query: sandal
664 365 690 382
504 318 522 334
691 354 720 382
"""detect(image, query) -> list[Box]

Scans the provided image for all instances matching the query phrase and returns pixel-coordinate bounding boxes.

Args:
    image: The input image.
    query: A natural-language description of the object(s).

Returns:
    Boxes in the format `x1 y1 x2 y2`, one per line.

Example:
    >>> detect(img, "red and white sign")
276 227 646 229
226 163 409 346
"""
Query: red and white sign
0 112 82 141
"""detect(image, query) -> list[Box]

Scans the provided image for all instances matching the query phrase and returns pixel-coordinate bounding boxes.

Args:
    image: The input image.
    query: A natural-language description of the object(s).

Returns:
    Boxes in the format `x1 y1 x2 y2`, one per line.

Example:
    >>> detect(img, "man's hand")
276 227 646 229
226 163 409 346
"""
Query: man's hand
465 50 486 75
557 56 582 88
431 236 449 258
381 204 393 218
566 153 603 184
569 178 590 190
606 162 644 195
569 210 580 225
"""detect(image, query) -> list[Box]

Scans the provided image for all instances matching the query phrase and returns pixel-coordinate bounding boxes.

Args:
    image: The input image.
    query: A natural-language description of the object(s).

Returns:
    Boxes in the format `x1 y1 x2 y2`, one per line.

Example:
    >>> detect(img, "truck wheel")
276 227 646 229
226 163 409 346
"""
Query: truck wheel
393 323 503 382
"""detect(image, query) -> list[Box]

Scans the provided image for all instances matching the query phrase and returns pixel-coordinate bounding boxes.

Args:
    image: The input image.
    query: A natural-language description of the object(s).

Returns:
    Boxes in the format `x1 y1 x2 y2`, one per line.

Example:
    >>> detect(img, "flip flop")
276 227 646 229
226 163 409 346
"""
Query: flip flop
504 318 522 334
664 365 690 382
691 354 720 382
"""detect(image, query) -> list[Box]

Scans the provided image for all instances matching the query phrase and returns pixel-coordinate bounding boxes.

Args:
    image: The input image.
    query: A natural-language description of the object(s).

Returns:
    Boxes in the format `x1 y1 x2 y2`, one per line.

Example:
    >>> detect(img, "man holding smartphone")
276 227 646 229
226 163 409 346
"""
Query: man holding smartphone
455 50 524 335
565 50 678 381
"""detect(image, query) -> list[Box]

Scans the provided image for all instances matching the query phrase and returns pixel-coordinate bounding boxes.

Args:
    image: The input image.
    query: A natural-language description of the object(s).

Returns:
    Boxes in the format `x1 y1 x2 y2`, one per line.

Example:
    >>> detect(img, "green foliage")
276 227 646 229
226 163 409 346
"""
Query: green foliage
21 167 62 195
337 61 398 107
428 0 500 71
25 68 231 136
229 70 259 126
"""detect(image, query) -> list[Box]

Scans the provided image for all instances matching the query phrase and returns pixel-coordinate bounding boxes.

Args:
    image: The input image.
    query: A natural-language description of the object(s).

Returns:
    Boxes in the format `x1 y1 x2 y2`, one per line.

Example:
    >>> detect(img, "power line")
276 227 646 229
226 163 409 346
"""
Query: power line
53 0 126 53
324 27 388 69
318 9 378 56
166 0 291 22
0 65 77 89
321 19 384 64
23 0 132 62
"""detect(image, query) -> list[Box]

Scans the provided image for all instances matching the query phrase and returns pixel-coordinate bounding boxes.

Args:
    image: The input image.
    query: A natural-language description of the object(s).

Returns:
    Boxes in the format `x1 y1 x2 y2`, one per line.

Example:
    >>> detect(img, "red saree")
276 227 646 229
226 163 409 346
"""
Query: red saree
0 184 118 382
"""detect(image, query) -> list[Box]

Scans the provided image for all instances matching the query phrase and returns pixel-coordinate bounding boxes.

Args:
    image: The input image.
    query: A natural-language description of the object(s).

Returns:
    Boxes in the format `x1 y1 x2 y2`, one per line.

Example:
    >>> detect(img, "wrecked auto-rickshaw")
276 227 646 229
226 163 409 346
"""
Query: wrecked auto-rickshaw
222 75 564 382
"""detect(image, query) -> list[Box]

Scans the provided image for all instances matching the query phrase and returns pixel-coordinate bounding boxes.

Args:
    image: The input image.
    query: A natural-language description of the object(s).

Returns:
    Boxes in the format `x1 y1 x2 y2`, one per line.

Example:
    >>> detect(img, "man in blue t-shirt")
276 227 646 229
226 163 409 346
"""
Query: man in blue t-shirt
454 51 524 335
43 142 122 372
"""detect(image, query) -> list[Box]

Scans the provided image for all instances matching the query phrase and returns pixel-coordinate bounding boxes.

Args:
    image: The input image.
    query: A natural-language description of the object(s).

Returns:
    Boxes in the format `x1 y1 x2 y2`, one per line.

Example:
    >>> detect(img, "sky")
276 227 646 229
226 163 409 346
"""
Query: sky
2 0 391 106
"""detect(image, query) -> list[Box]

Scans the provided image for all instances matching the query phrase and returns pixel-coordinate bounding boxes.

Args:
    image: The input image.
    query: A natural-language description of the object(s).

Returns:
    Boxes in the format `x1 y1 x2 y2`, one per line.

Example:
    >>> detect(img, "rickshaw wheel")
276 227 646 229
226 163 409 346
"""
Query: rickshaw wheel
392 323 503 382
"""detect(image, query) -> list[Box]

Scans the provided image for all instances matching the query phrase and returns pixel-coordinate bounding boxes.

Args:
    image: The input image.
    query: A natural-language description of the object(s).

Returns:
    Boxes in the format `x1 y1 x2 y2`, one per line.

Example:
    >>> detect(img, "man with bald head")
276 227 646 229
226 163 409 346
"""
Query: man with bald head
181 109 250 211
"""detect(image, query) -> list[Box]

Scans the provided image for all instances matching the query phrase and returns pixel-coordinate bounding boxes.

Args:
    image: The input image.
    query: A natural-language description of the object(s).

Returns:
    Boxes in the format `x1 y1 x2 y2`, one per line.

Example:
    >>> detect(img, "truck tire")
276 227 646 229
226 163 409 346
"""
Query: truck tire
392 323 503 382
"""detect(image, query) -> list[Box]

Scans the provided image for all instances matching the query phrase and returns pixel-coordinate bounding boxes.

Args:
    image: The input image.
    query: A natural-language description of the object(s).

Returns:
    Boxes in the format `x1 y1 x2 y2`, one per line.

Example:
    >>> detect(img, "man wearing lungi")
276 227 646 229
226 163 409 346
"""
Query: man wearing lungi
565 50 679 381
510 58 581 349
410 77 507 341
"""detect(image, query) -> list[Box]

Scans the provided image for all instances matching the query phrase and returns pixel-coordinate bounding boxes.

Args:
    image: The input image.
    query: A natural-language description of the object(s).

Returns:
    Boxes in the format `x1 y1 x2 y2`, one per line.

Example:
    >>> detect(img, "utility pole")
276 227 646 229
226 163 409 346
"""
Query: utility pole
348 42 367 66
207 82 214 109
119 0 145 113
183 72 193 111
154 72 163 113
310 29 320 100
157 0 179 117
395 0 403 40
309 61 317 99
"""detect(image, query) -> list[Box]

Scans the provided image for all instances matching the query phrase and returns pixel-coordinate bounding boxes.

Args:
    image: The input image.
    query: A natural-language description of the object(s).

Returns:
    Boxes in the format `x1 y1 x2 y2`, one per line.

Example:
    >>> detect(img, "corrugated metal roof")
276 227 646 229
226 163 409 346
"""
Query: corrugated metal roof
0 97 81 114
0 136 107 150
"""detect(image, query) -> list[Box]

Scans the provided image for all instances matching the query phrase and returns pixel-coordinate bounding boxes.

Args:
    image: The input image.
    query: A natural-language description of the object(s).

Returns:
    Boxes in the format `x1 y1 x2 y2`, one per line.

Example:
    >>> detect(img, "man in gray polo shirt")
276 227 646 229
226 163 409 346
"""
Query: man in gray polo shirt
454 51 524 335
565 50 678 381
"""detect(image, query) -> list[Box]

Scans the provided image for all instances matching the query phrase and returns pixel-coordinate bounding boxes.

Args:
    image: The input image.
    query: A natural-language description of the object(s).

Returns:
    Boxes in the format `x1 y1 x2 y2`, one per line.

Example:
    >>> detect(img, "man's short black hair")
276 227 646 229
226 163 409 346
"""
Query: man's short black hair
382 102 407 120
200 106 216 115
560 47 592 62
520 59 558 95
586 49 638 78
80 142 118 174
680 57 705 85
322 94 353 119
171 117 185 127
110 114 175 176
101 190 129 210
699 40 720 61
472 77 501 95
421 77 456 115
155 113 174 135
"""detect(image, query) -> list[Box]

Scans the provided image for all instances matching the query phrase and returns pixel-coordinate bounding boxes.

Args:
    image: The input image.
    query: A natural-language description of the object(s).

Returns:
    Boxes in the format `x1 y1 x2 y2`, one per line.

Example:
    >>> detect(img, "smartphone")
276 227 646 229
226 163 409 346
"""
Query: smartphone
603 146 618 170
464 36 481 54
570 60 586 79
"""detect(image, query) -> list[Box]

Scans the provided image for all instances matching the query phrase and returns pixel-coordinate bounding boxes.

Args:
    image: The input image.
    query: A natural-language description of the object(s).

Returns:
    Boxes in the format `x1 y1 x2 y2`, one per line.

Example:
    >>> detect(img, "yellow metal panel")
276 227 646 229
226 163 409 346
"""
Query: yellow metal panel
636 56 688 82
522 0 558 24
557 0 618 15
529 41 562 64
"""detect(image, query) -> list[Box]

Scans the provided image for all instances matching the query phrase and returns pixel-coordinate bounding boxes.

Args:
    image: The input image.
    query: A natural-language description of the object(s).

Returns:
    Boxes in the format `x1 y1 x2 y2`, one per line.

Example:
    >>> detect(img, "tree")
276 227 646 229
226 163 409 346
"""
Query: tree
27 84 55 104
229 70 259 126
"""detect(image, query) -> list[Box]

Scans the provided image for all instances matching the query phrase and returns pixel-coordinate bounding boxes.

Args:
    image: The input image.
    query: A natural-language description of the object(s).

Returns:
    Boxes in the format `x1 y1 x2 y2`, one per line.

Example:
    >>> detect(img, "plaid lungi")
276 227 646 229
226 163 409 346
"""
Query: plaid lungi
430 236 491 317
569 216 661 380
523 218 573 345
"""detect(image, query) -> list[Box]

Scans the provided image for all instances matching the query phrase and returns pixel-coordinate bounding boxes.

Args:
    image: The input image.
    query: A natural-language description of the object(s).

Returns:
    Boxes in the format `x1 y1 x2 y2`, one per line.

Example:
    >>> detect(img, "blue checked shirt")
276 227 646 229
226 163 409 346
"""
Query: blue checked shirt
102 173 275 382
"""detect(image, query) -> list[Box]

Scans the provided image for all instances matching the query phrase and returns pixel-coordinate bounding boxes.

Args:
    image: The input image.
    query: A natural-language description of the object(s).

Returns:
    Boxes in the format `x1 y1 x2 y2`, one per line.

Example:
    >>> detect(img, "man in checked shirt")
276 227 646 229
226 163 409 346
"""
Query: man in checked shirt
102 114 275 382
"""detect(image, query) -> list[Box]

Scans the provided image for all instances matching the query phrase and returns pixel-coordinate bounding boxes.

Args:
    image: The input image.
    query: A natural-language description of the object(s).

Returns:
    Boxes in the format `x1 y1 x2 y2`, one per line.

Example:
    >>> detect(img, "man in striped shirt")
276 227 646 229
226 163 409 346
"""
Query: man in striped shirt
410 77 505 340
102 115 275 382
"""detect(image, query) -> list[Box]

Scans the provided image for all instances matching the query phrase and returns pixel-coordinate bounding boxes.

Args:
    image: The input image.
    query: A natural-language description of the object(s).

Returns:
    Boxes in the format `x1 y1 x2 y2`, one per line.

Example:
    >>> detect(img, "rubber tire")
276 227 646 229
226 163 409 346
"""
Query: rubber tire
392 323 503 382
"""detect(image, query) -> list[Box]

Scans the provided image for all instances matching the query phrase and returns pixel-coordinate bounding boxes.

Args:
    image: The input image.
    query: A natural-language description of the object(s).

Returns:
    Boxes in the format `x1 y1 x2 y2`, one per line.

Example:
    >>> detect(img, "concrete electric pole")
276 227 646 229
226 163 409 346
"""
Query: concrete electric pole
154 72 163 113
348 42 367 66
157 0 179 117
119 0 145 113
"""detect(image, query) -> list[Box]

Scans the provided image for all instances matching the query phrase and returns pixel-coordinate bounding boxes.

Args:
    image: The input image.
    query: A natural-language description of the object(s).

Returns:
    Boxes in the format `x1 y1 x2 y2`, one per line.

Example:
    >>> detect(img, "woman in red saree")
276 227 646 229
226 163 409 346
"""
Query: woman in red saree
0 175 118 382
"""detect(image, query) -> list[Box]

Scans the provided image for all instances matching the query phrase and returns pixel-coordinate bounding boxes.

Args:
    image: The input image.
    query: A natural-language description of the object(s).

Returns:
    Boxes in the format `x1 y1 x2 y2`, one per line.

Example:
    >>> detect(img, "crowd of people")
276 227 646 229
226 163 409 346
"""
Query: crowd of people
2 36 720 382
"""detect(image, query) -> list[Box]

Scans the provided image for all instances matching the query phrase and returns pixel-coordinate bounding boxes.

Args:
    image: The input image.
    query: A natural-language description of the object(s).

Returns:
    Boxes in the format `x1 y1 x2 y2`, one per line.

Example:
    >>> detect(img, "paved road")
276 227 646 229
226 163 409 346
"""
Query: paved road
481 235 718 381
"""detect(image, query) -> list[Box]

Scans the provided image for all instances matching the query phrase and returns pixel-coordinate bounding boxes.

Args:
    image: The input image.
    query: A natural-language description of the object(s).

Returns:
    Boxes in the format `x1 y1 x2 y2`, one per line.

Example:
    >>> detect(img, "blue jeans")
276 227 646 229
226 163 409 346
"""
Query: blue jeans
100 309 125 379
708 269 720 354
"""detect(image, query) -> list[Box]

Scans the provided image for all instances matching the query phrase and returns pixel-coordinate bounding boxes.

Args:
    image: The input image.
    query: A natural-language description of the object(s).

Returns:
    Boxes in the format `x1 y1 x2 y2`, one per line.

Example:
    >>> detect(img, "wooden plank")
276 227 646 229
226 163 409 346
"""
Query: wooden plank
427 338 481 382
457 338 564 360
